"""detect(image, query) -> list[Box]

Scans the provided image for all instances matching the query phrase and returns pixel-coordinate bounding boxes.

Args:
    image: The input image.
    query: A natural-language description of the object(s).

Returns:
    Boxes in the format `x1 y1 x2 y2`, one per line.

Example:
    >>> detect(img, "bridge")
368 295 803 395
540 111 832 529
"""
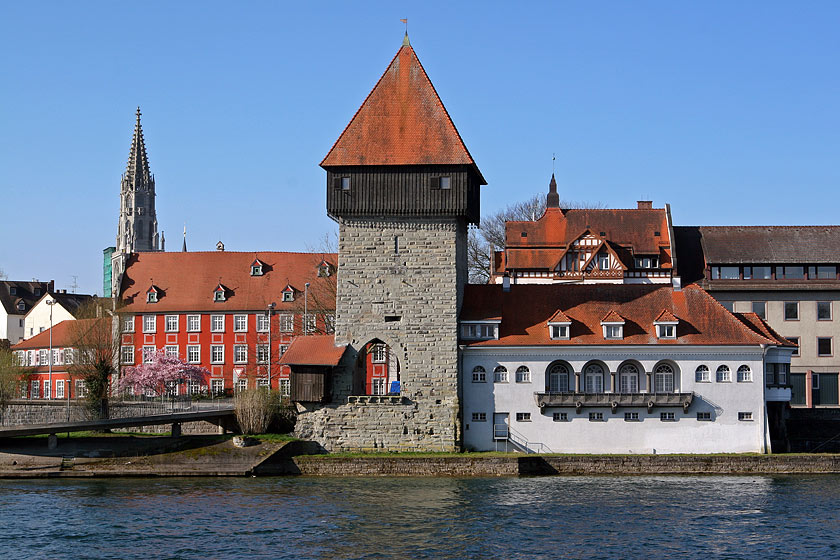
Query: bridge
0 407 236 448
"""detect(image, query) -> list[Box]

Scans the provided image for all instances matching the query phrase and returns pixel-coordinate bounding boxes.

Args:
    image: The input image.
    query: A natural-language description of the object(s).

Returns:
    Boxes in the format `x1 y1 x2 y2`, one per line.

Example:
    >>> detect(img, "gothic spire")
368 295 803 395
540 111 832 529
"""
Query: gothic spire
125 106 151 188
547 173 559 208
182 224 187 252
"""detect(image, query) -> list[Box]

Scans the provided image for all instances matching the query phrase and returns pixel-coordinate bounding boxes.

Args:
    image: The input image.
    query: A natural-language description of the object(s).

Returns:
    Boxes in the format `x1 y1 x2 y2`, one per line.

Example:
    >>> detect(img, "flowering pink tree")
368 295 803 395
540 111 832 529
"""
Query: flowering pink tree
119 350 209 397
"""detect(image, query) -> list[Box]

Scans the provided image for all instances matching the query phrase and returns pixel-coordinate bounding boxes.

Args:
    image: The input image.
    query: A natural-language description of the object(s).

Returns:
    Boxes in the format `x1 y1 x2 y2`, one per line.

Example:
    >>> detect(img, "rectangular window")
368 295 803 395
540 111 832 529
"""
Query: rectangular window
697 412 712 421
31 380 39 399
588 412 604 422
64 349 74 365
304 314 316 333
784 302 799 321
43 381 50 399
751 266 772 280
471 412 487 422
143 315 156 333
818 337 833 357
280 378 290 397
787 337 800 356
189 382 202 395
76 380 88 398
818 301 832 321
257 314 270 332
752 301 766 320
142 346 155 363
211 345 224 364
738 412 753 421
187 345 200 363
234 345 247 364
439 176 451 189
624 412 640 422
234 315 247 332
56 380 65 399
211 379 224 395
778 363 788 385
211 315 224 332
165 345 178 358
187 315 201 332
279 314 294 332
553 412 568 422
371 344 387 363
816 266 836 279
660 412 676 422
39 349 48 365
325 314 335 334
257 345 269 364
123 316 135 333
657 324 676 338
550 325 569 339
782 266 804 279
371 379 387 395
717 266 739 280
515 412 531 422
120 346 135 365
604 325 623 339
340 176 350 191
279 344 289 356
813 374 820 390
257 378 269 389
165 315 178 332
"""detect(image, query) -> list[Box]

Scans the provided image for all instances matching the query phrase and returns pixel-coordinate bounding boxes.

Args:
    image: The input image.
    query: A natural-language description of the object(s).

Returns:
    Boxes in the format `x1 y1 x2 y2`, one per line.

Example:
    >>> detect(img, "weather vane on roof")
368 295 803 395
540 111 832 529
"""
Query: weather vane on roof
552 153 556 173
400 18 408 33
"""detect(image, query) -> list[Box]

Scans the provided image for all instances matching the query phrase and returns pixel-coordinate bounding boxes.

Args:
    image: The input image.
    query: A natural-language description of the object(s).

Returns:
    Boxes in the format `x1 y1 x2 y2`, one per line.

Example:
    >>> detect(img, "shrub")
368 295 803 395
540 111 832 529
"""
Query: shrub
235 389 281 435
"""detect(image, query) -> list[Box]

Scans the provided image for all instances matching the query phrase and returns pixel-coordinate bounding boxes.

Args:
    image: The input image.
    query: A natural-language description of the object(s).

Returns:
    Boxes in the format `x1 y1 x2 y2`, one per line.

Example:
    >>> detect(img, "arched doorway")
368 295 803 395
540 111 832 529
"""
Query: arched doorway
355 339 401 396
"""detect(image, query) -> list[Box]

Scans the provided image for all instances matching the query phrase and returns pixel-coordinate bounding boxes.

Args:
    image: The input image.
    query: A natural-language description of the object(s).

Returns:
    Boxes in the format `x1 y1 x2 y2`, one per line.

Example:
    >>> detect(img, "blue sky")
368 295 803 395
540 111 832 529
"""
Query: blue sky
1 1 838 295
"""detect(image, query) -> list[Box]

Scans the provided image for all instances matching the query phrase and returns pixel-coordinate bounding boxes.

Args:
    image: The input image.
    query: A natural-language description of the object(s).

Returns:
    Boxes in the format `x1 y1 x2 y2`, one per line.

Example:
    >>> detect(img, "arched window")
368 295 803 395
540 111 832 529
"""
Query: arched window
584 364 604 393
654 363 675 393
619 363 639 393
548 363 569 392
515 366 531 383
472 366 486 383
695 365 710 382
493 366 508 383
716 365 731 383
737 365 752 382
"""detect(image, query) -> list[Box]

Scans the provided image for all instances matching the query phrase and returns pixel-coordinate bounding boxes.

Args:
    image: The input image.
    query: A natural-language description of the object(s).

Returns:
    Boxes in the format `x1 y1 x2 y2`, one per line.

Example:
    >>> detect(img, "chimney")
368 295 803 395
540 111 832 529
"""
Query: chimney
672 276 682 291
502 273 511 292
637 201 652 210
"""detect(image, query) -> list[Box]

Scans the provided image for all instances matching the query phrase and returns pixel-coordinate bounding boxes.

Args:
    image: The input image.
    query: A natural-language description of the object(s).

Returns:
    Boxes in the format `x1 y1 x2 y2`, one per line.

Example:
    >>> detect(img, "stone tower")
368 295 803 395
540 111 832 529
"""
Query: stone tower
111 108 160 297
294 35 485 452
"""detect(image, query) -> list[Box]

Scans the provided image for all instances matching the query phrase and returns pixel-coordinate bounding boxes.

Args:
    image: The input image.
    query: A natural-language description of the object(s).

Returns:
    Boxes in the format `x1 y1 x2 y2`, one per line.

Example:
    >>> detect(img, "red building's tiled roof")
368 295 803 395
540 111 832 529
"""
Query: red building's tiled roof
118 251 336 313
654 309 679 323
733 312 797 347
460 284 783 347
321 43 481 177
278 335 347 366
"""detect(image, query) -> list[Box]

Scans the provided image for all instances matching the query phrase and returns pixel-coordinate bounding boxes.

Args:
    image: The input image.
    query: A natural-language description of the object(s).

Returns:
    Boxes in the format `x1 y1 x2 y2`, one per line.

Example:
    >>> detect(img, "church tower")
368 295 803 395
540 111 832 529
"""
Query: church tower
295 35 485 452
110 108 160 298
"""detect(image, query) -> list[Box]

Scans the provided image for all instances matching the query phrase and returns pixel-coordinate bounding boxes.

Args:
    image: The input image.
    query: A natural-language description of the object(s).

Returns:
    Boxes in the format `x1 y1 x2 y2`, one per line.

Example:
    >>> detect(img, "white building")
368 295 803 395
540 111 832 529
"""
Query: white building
460 283 794 454
0 281 53 344
23 291 95 340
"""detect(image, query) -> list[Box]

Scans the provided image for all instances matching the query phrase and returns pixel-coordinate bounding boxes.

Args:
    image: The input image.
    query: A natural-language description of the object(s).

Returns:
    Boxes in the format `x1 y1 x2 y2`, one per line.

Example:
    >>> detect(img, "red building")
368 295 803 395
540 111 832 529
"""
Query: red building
116 250 336 396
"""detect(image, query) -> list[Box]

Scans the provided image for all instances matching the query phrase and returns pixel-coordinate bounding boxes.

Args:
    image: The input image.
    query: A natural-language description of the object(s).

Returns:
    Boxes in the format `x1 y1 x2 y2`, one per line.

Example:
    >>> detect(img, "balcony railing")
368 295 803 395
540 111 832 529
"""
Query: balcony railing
535 391 693 412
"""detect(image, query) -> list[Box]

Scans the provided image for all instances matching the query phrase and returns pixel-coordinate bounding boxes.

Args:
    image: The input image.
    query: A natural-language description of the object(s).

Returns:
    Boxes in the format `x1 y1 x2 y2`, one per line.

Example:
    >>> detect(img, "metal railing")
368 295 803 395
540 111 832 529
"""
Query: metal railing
493 423 552 454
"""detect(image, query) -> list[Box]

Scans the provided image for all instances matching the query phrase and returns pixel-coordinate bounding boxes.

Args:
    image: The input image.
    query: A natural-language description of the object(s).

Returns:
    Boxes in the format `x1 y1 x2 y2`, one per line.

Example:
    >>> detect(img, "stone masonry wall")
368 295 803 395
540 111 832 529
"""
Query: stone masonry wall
295 217 464 451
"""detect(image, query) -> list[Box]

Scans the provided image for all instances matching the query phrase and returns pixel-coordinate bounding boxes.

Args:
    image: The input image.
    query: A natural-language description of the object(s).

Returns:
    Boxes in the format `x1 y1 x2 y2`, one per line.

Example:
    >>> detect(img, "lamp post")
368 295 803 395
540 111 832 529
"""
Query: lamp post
266 302 275 389
304 282 310 335
46 299 57 400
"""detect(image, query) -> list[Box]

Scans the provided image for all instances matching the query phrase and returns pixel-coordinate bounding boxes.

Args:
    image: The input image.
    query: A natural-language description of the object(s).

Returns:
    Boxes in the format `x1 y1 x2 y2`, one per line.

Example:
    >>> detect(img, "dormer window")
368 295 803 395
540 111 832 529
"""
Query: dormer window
282 288 294 302
635 257 658 269
34 288 42 297
9 287 16 296
318 261 332 277
17 301 25 312
146 288 159 303
653 310 678 339
214 285 227 302
460 322 499 340
601 311 625 340
251 260 264 276
549 323 570 340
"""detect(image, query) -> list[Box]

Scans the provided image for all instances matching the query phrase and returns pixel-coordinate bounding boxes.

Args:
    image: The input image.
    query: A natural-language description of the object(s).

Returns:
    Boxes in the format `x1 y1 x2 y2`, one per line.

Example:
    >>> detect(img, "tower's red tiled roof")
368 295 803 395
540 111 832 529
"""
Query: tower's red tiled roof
279 335 347 366
321 42 481 177
118 251 336 313
460 284 782 347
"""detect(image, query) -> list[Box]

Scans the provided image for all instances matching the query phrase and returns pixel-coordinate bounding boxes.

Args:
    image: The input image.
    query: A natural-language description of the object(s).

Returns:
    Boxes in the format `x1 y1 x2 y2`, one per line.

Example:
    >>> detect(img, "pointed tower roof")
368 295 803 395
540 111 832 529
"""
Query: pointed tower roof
321 40 484 182
547 173 559 208
126 107 151 184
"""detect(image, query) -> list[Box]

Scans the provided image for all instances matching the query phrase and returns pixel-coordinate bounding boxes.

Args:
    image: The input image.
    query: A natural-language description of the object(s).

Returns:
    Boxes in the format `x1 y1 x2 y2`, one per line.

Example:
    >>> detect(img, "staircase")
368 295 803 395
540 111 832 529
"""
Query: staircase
60 456 74 471
494 424 552 454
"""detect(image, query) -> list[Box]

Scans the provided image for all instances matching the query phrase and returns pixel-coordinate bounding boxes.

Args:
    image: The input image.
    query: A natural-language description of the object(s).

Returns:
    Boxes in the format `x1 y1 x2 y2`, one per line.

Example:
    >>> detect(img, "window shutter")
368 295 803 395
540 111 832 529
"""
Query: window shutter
430 177 440 190
333 176 342 190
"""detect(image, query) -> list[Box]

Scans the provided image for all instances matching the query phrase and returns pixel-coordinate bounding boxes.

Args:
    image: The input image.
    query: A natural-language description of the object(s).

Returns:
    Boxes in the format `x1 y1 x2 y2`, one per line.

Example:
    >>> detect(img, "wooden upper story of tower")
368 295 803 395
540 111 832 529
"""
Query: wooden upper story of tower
322 36 485 224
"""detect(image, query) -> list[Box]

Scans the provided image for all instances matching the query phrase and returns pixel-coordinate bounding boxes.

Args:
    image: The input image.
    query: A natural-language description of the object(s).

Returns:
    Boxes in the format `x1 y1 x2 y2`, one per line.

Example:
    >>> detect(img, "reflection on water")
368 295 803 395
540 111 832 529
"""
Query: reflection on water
1 475 839 559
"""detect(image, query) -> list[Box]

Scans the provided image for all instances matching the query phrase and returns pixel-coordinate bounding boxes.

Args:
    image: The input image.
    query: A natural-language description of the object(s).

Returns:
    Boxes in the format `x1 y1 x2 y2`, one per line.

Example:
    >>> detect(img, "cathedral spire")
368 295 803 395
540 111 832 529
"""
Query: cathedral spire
547 173 559 208
116 107 159 255
126 107 152 187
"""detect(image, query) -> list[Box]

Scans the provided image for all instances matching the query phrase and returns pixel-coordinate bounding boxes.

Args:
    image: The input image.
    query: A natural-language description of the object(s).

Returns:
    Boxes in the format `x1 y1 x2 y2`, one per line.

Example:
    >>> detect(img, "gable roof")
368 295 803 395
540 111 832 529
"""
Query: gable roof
654 309 679 323
12 318 103 350
460 284 781 347
0 281 54 317
118 251 336 313
321 41 483 181
698 226 840 264
278 335 347 366
547 309 571 324
601 310 625 323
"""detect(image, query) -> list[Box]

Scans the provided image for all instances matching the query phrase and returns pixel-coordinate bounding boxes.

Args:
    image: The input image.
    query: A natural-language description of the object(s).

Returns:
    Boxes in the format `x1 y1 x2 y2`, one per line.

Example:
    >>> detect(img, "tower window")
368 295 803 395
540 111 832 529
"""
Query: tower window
333 176 351 190
439 176 451 189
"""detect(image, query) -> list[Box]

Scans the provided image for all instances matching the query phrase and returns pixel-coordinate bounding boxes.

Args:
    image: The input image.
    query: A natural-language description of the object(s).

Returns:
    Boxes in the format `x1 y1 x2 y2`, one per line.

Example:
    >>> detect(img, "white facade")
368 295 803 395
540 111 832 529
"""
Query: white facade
0 306 24 344
462 345 789 454
23 296 77 340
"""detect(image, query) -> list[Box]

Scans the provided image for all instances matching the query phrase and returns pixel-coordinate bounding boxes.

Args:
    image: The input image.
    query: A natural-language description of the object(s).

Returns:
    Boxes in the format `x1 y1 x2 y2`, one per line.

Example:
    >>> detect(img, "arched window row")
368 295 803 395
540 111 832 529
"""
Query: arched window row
694 364 752 383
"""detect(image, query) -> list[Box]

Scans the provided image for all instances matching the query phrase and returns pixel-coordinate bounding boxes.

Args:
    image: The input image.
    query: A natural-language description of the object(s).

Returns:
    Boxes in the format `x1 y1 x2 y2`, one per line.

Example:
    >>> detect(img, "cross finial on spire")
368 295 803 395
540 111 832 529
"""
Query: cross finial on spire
401 18 410 46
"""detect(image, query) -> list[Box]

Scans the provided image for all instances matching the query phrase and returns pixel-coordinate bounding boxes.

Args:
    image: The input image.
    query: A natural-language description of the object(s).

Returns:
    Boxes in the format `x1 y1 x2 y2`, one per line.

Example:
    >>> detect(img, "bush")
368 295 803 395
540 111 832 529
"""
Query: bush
234 389 281 435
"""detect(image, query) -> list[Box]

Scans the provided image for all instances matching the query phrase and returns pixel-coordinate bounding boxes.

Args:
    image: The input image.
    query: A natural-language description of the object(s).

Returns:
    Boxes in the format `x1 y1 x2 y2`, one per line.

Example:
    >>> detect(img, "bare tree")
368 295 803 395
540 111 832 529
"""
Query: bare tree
0 344 30 423
68 301 119 420
0 268 7 280
469 193 605 284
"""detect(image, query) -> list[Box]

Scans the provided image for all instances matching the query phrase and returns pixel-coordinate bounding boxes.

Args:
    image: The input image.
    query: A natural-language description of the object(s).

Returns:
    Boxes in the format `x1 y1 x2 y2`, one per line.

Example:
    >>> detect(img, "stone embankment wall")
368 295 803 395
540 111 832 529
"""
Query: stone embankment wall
280 454 840 476
0 400 218 434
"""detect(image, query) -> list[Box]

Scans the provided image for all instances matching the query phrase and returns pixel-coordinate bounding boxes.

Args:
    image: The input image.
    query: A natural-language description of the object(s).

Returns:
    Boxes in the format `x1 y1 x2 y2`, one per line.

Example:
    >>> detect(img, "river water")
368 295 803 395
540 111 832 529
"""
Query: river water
1 475 838 559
